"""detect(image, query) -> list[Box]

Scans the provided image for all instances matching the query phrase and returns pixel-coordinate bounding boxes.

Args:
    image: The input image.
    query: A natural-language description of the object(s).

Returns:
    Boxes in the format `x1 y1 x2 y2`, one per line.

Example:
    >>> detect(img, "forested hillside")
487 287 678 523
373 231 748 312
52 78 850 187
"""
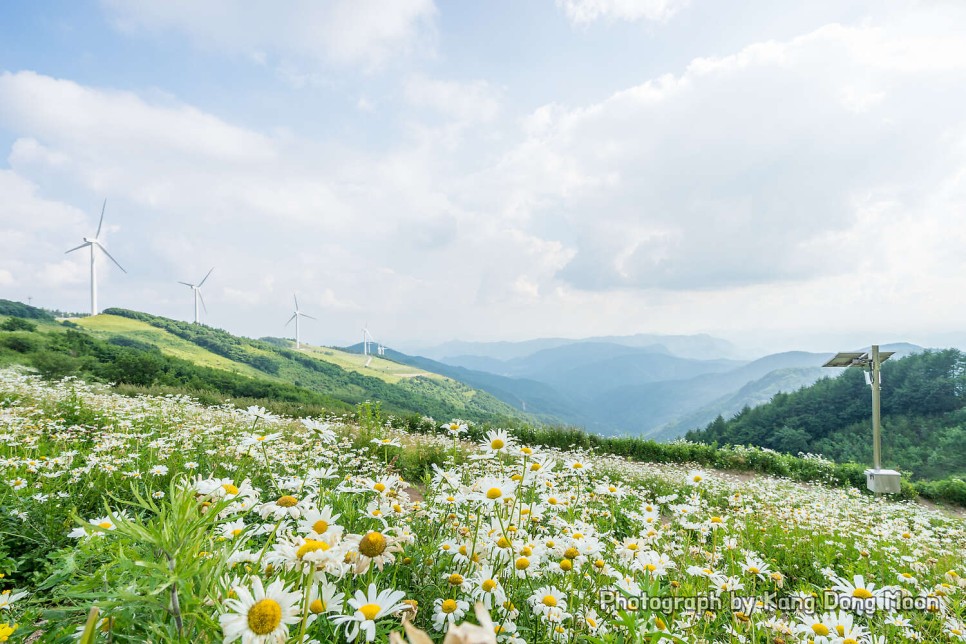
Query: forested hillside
687 349 966 481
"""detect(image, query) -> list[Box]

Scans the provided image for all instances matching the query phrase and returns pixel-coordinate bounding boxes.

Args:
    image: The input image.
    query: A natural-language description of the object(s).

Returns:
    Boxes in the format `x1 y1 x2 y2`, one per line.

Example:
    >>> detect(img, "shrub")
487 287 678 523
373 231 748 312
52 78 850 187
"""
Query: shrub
1 334 39 353
0 317 37 332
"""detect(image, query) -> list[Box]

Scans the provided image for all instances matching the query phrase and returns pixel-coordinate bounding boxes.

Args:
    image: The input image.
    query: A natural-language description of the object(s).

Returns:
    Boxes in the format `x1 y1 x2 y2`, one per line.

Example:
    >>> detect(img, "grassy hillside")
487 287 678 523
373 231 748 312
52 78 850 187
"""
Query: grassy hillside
0 300 529 425
687 348 966 482
77 314 268 378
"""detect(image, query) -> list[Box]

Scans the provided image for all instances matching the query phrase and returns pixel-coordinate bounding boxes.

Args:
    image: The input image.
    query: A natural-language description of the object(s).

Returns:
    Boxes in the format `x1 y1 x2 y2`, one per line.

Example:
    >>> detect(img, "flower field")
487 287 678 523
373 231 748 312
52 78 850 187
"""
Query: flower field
1 369 964 643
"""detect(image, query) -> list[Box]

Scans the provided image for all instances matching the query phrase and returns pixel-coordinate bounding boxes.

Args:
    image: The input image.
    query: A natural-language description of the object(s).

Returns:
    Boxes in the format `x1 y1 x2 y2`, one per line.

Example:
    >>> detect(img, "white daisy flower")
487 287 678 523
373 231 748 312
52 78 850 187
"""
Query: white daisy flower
219 577 301 643
332 583 408 643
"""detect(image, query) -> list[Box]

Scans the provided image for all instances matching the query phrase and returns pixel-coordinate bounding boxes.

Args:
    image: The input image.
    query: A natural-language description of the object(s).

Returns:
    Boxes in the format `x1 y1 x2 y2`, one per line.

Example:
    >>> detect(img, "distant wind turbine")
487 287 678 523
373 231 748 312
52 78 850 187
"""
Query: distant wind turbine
65 199 127 316
362 324 375 367
285 294 316 349
179 267 214 324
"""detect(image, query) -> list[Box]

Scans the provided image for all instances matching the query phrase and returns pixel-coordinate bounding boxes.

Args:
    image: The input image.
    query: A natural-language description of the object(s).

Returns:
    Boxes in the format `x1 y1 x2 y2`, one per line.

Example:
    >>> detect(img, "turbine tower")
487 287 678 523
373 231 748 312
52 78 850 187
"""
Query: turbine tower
285 294 316 349
179 268 214 324
65 199 127 316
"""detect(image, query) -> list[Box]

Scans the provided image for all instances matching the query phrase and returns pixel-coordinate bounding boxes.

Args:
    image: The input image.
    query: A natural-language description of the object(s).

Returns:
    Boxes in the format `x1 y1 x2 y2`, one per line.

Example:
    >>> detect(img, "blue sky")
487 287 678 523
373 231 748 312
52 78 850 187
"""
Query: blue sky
2 1 966 356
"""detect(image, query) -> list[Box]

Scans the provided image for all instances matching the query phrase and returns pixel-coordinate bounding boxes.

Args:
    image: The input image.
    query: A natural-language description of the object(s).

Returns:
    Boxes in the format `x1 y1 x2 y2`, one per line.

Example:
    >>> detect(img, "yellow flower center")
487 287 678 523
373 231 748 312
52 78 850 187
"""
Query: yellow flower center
852 588 873 599
693 475 702 482
572 462 583 469
296 539 331 559
497 537 511 549
359 532 387 558
222 483 239 495
374 482 386 493
441 599 458 614
560 559 573 571
627 543 639 551
843 639 858 644
515 557 530 570
564 547 579 560
231 528 243 537
521 546 533 556
448 573 464 586
491 438 505 449
276 495 298 508
811 624 830 636
482 579 497 592
359 603 381 621
542 595 557 607
312 520 329 534
247 598 282 635
595 559 605 569
836 625 846 636
747 566 759 574
572 532 583 539
511 474 523 482
645 563 657 572
97 521 113 529
531 463 541 471
487 487 502 500
655 617 667 631
310 598 326 614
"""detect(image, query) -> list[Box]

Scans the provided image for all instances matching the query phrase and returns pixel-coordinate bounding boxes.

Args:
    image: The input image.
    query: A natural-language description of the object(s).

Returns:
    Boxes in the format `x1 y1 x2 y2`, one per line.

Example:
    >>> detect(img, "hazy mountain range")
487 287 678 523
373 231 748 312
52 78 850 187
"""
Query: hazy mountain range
370 337 924 438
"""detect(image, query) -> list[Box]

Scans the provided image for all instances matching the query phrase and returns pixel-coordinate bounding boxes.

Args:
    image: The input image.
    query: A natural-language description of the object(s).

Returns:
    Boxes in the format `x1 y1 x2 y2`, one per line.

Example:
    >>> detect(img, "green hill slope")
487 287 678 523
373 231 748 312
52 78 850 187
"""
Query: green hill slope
0 300 529 425
686 349 966 481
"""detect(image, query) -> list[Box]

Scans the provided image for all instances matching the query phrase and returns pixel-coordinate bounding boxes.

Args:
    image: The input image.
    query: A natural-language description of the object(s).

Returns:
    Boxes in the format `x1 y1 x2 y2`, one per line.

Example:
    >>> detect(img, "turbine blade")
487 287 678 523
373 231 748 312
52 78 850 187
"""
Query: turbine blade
301 313 317 320
285 313 297 326
95 199 106 238
65 242 89 254
198 290 208 314
96 243 127 273
294 293 299 310
178 281 194 287
199 267 214 286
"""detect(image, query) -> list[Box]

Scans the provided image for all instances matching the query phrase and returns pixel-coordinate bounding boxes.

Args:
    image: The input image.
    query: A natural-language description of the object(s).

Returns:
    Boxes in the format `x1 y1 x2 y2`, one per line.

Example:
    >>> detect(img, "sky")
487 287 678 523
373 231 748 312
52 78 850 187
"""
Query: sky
2 0 966 357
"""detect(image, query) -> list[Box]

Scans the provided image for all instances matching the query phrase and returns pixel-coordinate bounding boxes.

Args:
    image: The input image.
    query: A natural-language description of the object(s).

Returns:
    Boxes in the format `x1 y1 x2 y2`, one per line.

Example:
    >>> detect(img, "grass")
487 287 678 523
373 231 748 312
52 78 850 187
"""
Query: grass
298 343 447 385
75 315 268 378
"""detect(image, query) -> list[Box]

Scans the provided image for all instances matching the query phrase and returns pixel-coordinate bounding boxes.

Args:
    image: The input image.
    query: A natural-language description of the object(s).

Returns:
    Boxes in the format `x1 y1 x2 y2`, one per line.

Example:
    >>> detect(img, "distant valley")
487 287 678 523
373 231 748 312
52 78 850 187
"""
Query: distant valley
388 337 924 439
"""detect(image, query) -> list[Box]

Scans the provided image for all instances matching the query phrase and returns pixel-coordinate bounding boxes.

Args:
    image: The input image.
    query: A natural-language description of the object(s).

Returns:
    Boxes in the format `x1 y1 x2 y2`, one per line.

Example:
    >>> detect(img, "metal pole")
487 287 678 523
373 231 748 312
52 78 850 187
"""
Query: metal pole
90 245 98 315
871 344 881 471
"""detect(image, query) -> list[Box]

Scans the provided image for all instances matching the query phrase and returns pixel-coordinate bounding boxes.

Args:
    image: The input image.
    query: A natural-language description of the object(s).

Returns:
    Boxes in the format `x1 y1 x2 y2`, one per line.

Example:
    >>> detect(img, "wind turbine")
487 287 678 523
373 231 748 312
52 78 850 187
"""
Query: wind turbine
362 324 375 367
65 199 127 316
179 268 214 324
285 294 316 349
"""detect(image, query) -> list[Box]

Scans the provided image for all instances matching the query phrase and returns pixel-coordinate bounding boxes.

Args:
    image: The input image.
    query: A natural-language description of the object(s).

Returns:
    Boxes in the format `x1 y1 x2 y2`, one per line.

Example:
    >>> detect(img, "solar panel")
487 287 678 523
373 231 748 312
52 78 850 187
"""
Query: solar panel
822 350 895 368
822 352 867 368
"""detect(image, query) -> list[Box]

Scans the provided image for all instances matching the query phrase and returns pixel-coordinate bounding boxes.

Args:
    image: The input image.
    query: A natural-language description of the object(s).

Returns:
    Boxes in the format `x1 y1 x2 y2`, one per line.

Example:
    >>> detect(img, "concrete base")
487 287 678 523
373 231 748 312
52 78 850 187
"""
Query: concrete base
865 469 902 494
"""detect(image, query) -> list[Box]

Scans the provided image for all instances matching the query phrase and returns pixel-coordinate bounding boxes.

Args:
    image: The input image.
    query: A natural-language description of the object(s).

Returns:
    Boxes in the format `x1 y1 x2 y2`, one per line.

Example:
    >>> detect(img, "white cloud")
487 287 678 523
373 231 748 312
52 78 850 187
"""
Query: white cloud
404 76 502 123
556 0 689 25
479 18 966 295
101 0 437 70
